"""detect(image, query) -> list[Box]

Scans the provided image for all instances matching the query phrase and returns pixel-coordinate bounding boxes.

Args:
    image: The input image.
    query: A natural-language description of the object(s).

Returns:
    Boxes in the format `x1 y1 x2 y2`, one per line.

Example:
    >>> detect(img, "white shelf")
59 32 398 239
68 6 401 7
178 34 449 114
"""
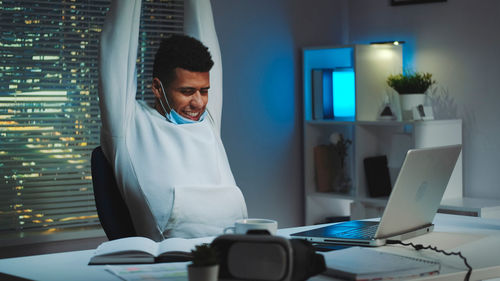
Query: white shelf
357 197 389 206
439 197 500 218
302 45 465 224
307 191 355 201
355 197 500 219
306 119 462 126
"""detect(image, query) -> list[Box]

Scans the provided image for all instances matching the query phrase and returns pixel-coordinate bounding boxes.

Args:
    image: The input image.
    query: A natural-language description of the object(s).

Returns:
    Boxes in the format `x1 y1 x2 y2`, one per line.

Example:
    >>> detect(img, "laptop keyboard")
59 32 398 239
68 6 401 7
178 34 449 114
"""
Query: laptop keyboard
333 224 378 239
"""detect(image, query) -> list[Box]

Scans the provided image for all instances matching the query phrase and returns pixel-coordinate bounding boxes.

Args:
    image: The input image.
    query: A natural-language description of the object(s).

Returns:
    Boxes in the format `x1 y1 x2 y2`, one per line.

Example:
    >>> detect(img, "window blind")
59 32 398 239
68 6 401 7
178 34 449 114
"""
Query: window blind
0 0 183 238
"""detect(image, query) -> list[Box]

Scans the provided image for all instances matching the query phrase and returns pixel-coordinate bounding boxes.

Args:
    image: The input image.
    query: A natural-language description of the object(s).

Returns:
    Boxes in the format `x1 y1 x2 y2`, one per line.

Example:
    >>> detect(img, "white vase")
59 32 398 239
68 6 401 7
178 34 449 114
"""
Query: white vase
188 264 219 281
399 93 426 120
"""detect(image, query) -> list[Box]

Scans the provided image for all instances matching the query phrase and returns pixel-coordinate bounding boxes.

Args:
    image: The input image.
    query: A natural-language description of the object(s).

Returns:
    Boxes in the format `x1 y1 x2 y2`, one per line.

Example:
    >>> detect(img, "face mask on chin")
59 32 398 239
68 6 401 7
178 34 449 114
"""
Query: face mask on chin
157 80 206 125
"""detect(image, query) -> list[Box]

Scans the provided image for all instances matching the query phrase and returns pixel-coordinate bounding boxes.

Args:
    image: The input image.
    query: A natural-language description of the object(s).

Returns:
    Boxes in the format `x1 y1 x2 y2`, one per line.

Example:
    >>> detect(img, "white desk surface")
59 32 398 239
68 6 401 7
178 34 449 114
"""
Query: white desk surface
1 214 500 281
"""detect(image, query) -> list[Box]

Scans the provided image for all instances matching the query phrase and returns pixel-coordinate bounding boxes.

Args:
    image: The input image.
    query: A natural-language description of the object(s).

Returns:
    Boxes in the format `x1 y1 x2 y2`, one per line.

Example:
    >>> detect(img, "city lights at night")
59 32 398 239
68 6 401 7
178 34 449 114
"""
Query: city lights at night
0 0 183 236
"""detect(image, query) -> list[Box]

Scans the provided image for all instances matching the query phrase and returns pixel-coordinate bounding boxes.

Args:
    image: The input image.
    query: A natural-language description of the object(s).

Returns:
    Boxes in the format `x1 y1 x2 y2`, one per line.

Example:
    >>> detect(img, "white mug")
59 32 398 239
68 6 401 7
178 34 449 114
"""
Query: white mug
224 218 278 235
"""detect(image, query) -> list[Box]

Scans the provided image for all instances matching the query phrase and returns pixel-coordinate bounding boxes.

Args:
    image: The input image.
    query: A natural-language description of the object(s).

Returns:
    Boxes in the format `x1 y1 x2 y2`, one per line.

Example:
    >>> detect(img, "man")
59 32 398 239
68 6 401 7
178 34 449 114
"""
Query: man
99 0 247 241
151 35 212 125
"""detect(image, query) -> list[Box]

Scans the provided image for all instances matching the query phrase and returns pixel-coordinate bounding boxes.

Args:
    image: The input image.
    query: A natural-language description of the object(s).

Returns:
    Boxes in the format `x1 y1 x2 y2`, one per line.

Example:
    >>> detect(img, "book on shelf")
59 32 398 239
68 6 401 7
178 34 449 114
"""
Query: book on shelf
314 144 334 192
364 155 392 197
321 246 440 281
312 68 334 120
88 236 213 265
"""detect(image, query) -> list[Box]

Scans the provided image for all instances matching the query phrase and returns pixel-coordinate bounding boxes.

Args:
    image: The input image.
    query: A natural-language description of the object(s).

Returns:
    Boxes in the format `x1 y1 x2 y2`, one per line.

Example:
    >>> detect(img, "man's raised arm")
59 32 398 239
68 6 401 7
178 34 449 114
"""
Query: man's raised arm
99 0 141 138
184 0 223 135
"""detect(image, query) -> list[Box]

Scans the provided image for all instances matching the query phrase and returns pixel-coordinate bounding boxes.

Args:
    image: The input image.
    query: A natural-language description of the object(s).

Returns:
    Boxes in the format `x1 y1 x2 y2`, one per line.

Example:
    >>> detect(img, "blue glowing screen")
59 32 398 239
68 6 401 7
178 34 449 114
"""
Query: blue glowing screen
332 69 355 119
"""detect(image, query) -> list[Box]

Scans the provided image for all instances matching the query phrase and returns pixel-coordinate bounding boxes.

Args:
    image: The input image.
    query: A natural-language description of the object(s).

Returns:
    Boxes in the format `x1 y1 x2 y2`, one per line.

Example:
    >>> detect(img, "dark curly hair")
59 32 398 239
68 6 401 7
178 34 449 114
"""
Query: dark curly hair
152 34 214 87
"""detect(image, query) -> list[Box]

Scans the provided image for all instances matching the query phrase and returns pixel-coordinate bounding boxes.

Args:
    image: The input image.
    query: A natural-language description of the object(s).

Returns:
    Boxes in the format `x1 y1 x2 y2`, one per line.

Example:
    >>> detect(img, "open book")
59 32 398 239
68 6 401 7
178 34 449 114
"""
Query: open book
89 236 213 265
321 246 440 280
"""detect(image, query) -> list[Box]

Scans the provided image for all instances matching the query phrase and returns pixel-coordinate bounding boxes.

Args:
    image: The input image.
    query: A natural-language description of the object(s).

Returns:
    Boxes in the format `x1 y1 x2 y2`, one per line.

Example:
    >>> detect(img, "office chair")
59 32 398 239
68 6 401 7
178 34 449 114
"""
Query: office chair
91 146 137 240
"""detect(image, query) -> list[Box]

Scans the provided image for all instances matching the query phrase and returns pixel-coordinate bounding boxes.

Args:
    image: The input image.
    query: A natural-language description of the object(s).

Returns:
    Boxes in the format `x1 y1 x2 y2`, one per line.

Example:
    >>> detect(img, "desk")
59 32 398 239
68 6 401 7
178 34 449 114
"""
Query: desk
1 214 500 281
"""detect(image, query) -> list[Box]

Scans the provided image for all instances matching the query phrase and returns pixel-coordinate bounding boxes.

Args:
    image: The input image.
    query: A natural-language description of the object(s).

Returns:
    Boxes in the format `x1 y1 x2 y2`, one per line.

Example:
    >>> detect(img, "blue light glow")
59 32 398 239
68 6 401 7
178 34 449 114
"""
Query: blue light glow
332 69 355 119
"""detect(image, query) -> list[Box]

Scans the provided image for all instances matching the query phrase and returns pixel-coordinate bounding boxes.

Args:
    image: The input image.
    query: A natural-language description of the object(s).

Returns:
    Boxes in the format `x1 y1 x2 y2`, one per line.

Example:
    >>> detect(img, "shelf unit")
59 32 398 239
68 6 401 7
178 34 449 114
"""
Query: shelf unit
302 45 464 224
304 119 462 224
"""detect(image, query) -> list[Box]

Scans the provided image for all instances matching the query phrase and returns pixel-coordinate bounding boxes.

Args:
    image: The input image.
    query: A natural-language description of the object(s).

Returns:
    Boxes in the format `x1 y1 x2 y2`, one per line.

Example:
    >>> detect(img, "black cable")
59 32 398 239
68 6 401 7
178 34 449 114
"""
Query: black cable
386 239 472 281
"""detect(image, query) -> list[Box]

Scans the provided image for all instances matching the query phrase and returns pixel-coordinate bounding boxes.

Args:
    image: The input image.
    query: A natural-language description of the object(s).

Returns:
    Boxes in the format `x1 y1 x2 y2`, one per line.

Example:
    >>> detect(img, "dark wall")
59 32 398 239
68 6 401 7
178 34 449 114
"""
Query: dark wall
212 0 346 227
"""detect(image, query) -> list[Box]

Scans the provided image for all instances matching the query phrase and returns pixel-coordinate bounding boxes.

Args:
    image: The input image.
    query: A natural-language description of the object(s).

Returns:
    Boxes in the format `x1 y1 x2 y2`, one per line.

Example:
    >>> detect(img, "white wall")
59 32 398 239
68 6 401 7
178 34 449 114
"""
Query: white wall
347 0 500 199
211 0 346 227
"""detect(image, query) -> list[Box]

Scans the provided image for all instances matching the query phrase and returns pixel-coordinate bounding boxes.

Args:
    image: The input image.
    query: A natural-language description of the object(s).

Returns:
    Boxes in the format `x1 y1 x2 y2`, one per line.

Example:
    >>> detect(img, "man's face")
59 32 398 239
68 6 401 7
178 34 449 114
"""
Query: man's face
154 68 209 121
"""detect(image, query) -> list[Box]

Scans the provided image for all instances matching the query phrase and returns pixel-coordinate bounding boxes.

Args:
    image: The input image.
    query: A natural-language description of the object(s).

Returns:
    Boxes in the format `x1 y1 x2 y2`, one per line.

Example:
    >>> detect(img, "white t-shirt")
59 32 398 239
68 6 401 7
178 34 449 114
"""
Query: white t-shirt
98 0 247 241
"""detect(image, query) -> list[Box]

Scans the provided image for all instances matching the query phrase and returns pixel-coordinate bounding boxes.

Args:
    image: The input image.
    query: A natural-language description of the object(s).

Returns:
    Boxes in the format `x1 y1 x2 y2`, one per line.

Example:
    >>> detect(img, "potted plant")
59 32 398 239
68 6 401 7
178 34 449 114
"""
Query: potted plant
329 133 352 193
187 243 219 281
386 71 436 120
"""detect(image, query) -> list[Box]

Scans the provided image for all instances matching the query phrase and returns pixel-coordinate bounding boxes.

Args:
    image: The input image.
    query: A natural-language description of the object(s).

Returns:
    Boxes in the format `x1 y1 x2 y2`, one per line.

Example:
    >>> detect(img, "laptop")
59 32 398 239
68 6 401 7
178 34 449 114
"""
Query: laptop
291 144 462 246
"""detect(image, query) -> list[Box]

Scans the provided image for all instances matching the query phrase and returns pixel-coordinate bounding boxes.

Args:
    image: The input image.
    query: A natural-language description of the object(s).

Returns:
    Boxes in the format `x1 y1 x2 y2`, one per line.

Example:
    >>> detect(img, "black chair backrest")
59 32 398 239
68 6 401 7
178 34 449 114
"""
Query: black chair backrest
91 146 137 240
